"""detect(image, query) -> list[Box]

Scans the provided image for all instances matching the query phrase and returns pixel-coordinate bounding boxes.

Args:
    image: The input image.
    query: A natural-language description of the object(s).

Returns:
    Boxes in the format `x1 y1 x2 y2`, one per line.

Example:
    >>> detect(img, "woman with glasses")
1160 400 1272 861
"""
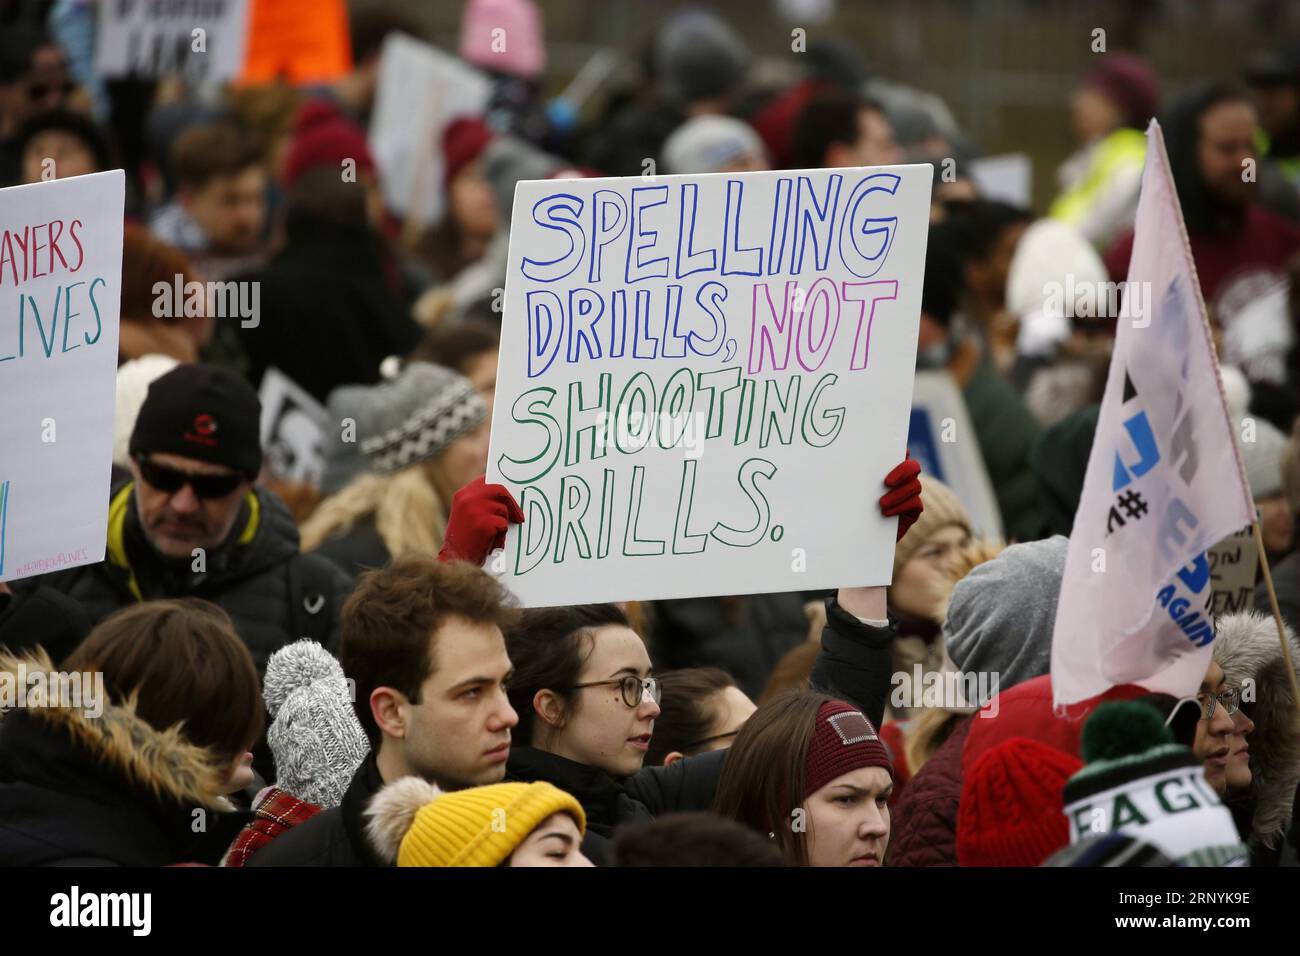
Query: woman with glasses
503 604 667 863
1210 610 1300 865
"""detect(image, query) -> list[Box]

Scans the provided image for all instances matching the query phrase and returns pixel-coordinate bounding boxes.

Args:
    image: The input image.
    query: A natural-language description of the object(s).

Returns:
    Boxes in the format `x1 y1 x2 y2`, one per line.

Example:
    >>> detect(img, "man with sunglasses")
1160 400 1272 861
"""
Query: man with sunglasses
17 364 352 687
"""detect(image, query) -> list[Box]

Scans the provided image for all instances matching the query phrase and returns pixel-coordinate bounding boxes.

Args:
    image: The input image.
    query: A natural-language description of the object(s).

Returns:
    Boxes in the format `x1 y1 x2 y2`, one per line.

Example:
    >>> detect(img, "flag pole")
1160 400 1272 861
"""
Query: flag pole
1250 521 1300 705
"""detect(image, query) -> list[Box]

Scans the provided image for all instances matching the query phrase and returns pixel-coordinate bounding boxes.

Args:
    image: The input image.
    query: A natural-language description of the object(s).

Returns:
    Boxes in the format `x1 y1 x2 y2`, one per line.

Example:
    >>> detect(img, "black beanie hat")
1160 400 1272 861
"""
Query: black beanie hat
129 365 263 479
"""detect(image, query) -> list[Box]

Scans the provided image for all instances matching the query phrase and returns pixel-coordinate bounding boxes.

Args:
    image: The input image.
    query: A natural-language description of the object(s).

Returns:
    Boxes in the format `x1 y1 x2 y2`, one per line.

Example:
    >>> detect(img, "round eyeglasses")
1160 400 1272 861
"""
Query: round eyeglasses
572 676 661 708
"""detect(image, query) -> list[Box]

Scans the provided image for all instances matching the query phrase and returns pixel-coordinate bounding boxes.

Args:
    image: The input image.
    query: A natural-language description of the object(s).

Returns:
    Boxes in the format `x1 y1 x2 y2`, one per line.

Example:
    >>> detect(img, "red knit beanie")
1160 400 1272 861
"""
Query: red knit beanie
282 99 376 188
1083 53 1160 130
443 116 494 187
957 737 1082 867
802 701 893 801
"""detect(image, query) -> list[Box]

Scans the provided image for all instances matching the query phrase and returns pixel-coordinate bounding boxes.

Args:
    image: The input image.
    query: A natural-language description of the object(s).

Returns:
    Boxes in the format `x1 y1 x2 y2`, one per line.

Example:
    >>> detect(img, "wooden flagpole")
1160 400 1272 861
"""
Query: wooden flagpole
1250 521 1300 705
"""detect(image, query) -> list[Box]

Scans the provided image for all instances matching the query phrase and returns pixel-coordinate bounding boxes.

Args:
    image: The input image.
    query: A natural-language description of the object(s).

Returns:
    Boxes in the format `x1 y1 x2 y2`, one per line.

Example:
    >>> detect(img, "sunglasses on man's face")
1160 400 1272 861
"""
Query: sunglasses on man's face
136 456 243 499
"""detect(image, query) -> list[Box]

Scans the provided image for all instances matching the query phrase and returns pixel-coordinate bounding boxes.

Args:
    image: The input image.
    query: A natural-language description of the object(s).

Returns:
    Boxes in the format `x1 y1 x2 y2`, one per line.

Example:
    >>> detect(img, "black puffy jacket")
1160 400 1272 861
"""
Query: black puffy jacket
0 652 249 866
20 482 352 674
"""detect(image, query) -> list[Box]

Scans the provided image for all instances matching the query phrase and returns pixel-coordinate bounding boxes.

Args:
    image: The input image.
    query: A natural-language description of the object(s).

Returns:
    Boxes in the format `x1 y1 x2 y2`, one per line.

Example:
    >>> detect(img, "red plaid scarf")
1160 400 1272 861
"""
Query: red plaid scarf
222 787 323 867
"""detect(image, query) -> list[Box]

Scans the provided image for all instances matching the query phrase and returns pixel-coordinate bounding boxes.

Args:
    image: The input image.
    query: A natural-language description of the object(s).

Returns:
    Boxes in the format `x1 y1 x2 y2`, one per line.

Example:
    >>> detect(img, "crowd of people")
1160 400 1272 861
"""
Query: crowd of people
2 0 1300 869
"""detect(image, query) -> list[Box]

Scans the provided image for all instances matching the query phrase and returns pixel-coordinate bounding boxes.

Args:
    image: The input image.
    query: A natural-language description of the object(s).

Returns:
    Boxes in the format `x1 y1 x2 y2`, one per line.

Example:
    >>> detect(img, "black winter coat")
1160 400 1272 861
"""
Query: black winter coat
651 592 816 700
0 654 248 866
310 518 392 583
236 213 421 403
244 755 386 867
21 482 352 675
0 585 91 661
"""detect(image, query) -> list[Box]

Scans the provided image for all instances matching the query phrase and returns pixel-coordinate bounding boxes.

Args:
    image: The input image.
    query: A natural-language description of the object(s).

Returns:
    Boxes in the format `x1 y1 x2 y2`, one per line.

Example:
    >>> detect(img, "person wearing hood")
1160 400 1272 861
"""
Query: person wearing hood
1048 54 1158 249
1059 701 1250 866
1212 611 1300 864
13 364 352 677
301 363 495 581
366 776 591 867
0 600 262 865
236 100 422 403
1104 82 1300 344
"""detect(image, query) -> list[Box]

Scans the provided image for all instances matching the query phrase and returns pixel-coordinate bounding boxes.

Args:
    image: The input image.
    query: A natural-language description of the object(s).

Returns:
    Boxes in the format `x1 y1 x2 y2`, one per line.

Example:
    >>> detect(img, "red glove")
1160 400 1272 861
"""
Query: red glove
438 476 525 564
880 455 923 542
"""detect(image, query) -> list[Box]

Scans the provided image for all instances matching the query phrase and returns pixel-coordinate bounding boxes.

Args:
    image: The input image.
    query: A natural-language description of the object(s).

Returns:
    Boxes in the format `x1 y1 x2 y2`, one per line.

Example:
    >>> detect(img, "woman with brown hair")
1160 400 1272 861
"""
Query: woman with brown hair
0 599 263 865
713 691 894 867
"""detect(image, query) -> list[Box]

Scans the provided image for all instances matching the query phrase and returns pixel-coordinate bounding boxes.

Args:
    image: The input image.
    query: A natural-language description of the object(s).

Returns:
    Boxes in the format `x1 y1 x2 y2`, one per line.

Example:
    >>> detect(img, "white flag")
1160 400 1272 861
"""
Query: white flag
1050 120 1254 707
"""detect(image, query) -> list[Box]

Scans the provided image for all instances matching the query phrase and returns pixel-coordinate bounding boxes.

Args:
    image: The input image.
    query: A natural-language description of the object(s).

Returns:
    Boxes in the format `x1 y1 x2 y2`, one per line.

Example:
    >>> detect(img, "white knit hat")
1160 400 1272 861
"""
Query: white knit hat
663 115 766 175
263 641 370 808
113 354 179 468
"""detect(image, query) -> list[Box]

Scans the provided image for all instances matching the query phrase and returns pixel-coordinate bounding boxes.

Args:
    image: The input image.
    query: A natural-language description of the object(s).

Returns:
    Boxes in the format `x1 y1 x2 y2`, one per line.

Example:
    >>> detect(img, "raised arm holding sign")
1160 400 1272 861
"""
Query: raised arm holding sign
484 165 933 607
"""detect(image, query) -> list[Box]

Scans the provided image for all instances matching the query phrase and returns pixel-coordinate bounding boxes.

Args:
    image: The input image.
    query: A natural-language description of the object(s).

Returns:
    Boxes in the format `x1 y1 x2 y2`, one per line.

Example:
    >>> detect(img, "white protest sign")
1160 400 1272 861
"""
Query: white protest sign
0 172 124 582
907 370 1003 538
259 367 329 485
968 153 1033 207
94 0 250 85
1207 524 1258 617
369 33 493 227
486 165 933 606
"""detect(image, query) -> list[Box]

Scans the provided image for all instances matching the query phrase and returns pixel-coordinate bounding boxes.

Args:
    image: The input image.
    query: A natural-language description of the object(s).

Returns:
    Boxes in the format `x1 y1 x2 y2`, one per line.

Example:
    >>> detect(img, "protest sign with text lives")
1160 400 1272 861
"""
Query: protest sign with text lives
0 172 124 582
487 166 932 605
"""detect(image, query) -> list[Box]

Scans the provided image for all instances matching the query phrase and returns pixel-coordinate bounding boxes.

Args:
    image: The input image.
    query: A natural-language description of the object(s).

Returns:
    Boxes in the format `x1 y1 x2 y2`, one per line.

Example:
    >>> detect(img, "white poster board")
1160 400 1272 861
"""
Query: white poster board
369 33 493 227
969 153 1033 208
0 172 124 582
259 367 329 485
487 165 933 606
94 0 250 85
907 369 1003 538
1207 524 1258 617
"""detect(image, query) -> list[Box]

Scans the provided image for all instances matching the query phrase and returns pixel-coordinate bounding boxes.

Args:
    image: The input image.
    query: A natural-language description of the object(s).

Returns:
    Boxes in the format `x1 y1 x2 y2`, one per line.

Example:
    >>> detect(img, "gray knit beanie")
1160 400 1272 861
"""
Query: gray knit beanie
943 535 1068 692
353 363 488 475
654 8 749 104
264 641 370 809
1238 416 1287 499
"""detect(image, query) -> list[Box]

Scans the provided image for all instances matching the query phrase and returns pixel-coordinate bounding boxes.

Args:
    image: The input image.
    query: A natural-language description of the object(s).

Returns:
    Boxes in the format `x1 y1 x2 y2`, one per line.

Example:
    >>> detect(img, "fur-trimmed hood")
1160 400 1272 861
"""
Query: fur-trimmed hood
0 649 232 811
1213 612 1300 848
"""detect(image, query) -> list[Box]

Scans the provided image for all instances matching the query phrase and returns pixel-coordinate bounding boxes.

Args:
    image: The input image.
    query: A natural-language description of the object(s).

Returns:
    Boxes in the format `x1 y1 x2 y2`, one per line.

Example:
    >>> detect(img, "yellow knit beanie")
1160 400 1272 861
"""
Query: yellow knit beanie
365 777 586 867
